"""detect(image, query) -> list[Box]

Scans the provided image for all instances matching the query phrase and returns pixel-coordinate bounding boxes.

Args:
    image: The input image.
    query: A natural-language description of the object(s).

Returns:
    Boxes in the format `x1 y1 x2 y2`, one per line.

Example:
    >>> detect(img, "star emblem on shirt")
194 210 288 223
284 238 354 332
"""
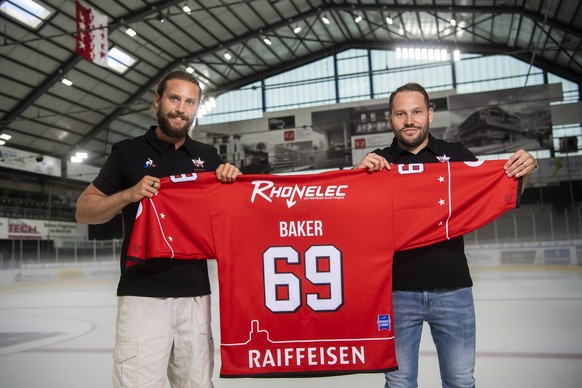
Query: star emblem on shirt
438 176 445 183
439 199 446 206
192 157 205 168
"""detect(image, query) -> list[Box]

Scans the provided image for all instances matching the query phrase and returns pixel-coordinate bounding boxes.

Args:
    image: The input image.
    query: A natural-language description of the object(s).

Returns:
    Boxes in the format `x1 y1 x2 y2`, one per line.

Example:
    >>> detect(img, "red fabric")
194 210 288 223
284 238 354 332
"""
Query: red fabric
75 0 108 67
127 160 519 377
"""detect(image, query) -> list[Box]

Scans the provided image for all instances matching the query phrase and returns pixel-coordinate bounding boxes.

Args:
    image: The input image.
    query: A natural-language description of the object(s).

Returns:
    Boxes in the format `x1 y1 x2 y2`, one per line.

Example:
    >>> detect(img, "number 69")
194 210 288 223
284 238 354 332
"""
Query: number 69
263 245 343 313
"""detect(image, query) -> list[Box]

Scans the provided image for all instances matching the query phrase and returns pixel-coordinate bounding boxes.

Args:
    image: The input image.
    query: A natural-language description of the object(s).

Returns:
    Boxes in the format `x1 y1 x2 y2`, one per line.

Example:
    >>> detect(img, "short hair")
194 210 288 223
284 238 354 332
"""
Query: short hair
388 82 431 113
155 70 202 101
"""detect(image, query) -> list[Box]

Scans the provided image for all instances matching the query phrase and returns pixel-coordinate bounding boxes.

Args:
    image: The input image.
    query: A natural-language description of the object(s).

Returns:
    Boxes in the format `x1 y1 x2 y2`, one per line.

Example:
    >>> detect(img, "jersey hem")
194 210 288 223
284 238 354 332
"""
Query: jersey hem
220 367 398 378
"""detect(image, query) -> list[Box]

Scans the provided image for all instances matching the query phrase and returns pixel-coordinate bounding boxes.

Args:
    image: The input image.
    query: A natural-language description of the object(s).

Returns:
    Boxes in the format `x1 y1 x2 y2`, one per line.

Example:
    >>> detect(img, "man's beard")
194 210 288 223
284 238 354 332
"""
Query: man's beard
156 109 193 139
394 123 429 149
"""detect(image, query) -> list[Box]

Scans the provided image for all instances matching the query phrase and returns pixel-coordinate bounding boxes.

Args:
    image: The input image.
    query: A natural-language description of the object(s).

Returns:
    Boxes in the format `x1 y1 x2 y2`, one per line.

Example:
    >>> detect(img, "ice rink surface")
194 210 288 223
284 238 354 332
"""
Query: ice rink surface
1 263 581 388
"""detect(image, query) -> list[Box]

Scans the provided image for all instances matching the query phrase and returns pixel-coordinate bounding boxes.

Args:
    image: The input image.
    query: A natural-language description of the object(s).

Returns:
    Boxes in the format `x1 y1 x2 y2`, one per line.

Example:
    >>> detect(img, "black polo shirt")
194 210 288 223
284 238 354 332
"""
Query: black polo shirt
374 134 478 290
92 127 224 297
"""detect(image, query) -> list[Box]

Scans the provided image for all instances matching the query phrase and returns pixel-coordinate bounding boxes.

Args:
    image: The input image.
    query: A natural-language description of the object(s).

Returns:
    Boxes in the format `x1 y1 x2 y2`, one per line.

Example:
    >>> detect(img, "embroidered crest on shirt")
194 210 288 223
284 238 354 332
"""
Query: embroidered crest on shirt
377 314 391 331
436 154 450 163
144 158 157 168
192 157 205 168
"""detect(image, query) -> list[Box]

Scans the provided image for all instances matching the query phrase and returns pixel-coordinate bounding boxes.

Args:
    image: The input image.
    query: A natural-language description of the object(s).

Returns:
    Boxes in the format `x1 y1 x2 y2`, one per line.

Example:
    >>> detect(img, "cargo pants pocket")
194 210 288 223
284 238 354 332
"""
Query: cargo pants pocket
113 342 138 388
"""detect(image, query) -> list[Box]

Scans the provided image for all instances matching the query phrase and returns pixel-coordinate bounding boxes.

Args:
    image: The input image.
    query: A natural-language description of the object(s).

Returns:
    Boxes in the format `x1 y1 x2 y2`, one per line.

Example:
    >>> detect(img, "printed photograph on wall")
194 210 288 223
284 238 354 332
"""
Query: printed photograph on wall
234 128 326 173
310 103 394 169
444 85 554 154
351 106 391 134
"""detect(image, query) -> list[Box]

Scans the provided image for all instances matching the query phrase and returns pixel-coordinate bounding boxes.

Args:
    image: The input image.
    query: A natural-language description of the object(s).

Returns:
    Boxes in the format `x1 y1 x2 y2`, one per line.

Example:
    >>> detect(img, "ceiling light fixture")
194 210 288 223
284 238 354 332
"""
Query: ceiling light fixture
354 15 363 23
453 49 461 62
321 16 330 24
197 96 217 119
61 78 73 86
396 47 453 62
450 18 457 27
183 5 192 14
263 37 272 45
224 52 232 60
456 21 466 37
157 14 165 23
125 27 136 37
71 151 88 163
386 16 393 25
293 26 301 34
185 66 194 73
0 133 11 145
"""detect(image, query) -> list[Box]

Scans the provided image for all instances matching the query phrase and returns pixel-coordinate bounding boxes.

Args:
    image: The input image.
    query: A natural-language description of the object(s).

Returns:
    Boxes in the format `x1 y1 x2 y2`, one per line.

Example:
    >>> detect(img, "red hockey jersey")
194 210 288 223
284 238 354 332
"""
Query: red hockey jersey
127 160 520 377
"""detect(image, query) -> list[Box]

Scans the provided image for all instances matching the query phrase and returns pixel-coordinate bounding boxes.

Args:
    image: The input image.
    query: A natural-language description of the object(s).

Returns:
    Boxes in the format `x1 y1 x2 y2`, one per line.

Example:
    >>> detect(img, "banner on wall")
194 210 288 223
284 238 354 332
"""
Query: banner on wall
0 218 88 241
268 116 295 130
0 146 61 177
527 155 582 187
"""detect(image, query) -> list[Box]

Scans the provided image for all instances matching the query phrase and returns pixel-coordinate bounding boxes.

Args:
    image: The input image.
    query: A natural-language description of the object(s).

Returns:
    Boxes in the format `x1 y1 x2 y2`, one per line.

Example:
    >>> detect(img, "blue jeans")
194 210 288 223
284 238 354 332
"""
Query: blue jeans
385 288 476 388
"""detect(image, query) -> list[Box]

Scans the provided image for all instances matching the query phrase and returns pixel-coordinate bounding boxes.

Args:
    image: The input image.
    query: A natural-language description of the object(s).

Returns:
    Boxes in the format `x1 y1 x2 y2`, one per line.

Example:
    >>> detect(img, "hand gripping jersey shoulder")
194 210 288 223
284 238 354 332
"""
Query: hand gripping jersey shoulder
128 160 520 378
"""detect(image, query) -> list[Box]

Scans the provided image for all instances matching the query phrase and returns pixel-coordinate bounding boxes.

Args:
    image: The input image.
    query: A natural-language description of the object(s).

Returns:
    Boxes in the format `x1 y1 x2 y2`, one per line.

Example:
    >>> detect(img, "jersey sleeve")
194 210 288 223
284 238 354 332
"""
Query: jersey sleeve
393 160 521 252
126 173 217 267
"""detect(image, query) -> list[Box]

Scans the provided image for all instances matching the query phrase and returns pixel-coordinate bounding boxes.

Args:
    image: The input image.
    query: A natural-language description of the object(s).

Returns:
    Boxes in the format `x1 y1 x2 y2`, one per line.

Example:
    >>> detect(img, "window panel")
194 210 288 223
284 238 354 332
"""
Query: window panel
266 81 335 111
198 50 578 131
198 83 262 125
338 75 370 102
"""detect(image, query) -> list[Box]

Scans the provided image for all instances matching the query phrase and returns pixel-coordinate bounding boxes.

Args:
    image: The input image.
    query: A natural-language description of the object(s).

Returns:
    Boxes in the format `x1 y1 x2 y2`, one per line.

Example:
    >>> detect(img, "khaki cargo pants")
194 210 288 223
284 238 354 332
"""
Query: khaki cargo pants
113 295 214 388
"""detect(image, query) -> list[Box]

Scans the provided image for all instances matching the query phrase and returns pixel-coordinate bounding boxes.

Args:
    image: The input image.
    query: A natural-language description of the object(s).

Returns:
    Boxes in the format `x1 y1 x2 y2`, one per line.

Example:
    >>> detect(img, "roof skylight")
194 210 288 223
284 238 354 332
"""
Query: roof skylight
107 47 137 74
0 0 53 29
